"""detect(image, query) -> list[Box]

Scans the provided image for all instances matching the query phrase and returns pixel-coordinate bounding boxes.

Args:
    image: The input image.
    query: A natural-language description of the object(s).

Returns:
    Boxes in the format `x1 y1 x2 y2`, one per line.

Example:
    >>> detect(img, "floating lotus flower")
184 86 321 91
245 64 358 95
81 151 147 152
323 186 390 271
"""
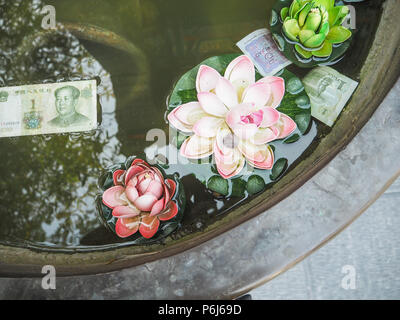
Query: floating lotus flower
168 55 297 179
101 159 183 239
271 0 352 67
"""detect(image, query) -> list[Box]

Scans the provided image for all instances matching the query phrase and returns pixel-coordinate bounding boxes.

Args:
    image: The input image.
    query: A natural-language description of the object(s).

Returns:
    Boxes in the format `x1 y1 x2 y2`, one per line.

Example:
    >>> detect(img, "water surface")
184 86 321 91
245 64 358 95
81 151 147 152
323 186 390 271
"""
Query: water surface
0 0 383 248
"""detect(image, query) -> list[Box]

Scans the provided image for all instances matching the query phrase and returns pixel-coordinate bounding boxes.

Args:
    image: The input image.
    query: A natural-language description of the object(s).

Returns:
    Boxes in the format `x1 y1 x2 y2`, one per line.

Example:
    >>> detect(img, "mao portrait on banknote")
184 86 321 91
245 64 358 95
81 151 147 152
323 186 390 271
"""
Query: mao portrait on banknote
48 85 91 128
0 80 97 138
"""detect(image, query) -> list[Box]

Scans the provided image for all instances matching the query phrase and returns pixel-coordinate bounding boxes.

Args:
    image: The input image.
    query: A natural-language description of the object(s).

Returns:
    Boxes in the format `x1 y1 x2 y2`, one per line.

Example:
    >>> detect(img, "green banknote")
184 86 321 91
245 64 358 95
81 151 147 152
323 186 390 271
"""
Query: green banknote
303 67 358 127
0 80 97 138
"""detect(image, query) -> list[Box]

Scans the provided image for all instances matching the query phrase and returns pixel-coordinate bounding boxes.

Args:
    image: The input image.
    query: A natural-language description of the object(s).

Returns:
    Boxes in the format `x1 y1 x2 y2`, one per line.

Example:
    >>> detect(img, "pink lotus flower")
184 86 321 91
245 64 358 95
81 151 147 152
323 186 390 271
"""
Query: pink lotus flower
168 55 297 179
102 159 178 239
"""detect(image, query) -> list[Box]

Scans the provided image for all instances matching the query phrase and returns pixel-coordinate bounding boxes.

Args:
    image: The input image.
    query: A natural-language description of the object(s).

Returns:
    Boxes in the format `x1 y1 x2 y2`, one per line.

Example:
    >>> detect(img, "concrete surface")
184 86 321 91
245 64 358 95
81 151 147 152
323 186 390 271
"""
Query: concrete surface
251 177 400 299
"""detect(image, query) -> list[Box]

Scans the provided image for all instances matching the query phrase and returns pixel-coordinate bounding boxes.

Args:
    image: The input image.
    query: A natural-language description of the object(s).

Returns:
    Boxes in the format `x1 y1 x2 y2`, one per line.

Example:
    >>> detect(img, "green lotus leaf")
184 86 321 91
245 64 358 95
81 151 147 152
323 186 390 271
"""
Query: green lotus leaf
294 113 311 134
207 175 229 196
270 158 288 181
246 175 266 195
299 29 315 44
295 45 313 59
303 9 322 32
283 134 300 144
270 9 279 26
326 25 352 44
312 41 333 57
314 0 335 10
283 19 301 41
303 33 326 48
298 2 312 27
281 7 289 21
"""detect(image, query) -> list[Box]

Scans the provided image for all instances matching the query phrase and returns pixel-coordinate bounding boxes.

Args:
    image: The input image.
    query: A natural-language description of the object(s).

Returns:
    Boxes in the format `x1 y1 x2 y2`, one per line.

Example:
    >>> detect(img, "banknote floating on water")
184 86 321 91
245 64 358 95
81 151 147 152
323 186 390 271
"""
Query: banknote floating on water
0 80 97 138
303 66 358 127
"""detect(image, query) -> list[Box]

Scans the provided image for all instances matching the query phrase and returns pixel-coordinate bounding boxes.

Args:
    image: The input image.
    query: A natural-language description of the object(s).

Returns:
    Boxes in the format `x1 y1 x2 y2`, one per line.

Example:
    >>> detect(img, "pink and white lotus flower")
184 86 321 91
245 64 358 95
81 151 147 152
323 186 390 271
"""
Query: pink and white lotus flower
168 55 297 179
102 159 178 239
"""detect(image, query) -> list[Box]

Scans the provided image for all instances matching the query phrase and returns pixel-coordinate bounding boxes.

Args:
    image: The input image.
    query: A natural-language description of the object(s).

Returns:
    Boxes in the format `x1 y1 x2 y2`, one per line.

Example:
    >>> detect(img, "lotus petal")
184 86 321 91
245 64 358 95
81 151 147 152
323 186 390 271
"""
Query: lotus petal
326 25 352 44
134 194 158 212
239 141 274 169
158 201 179 221
180 135 214 159
215 77 238 109
315 0 335 11
274 113 297 139
214 138 238 165
224 55 255 87
250 126 280 145
197 92 228 117
137 177 153 196
283 19 300 41
112 169 125 186
149 199 164 217
303 11 322 33
196 65 221 93
115 217 139 238
281 7 289 21
125 185 139 203
166 179 176 198
242 82 272 107
299 29 315 45
145 180 164 199
193 116 224 138
135 170 152 185
112 205 140 218
260 107 280 127
139 215 160 239
124 165 144 186
231 123 258 141
257 77 285 108
215 143 245 179
163 183 170 209
167 107 193 133
174 102 207 125
312 41 333 58
298 3 312 27
246 152 274 169
151 167 164 183
102 186 126 209
304 34 325 48
215 125 239 156
131 158 148 167
295 45 313 59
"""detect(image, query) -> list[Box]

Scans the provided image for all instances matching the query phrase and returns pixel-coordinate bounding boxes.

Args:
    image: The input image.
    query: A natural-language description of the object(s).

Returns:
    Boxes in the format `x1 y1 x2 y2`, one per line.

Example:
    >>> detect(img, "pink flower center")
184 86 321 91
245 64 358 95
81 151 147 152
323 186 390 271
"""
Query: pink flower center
240 110 263 127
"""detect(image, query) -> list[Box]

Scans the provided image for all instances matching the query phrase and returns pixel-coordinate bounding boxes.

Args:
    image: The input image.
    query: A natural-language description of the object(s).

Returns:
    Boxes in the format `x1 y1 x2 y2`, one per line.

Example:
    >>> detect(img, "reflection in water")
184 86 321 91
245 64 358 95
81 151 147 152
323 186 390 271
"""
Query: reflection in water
0 0 125 245
0 0 328 248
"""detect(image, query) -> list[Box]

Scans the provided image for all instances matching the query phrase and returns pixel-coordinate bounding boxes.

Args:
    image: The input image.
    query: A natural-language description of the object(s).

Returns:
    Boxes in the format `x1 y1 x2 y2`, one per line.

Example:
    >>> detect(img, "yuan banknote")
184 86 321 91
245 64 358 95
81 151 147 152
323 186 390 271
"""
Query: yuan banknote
303 67 359 127
237 28 292 76
0 80 97 138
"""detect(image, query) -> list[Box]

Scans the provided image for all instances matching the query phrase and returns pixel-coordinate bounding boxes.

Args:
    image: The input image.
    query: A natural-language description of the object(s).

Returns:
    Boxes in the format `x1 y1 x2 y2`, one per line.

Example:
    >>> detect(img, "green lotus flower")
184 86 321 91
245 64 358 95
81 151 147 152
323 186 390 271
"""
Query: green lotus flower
281 0 351 59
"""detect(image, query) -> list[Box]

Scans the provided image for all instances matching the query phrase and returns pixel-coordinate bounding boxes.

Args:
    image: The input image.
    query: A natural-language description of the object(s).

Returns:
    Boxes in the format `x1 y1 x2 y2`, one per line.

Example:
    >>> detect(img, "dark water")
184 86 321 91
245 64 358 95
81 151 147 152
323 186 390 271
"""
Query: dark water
0 0 383 249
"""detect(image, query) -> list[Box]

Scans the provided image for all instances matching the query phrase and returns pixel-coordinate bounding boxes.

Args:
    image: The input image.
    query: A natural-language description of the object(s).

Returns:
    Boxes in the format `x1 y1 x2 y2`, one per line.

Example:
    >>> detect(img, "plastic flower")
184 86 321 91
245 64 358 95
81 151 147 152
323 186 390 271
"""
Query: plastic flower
102 159 178 239
168 55 296 179
281 0 351 59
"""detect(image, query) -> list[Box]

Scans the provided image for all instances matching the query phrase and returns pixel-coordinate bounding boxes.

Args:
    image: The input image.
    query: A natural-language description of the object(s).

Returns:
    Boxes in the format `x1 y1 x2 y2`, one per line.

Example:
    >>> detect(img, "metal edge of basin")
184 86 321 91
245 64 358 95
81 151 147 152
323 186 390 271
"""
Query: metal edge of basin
0 0 399 277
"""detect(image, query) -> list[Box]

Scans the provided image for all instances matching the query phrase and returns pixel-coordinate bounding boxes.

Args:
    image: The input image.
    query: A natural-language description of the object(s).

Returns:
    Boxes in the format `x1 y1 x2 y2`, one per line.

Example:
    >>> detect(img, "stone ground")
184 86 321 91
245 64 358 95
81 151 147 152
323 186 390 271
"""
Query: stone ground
250 177 400 300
